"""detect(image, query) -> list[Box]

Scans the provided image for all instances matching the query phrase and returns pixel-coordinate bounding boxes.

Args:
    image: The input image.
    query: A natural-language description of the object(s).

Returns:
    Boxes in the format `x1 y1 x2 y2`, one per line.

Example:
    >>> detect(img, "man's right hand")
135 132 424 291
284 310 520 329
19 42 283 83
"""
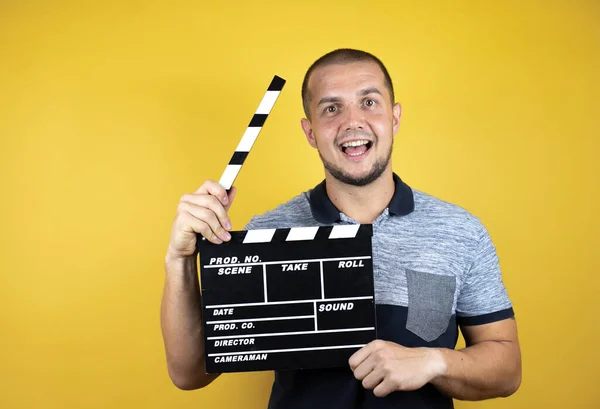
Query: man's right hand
161 179 235 390
166 180 237 263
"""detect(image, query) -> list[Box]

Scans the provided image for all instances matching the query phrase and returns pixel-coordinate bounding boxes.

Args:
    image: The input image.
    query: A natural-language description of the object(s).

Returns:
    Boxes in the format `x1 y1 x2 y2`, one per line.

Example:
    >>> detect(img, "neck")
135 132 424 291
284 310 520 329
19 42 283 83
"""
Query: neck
325 169 395 224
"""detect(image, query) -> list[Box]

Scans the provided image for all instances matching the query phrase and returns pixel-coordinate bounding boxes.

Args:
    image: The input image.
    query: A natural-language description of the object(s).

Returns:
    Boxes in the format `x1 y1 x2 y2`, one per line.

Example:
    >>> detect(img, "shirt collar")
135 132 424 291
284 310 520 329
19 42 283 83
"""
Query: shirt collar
308 173 415 224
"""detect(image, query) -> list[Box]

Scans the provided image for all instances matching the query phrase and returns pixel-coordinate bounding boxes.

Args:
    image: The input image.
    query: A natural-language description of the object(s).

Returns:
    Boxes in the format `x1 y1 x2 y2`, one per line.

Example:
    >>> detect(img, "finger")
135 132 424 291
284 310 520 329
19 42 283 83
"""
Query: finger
361 367 384 390
189 205 231 242
349 340 385 371
180 211 223 244
181 194 232 231
224 186 237 212
373 378 396 398
179 202 231 242
349 346 371 371
352 356 377 381
196 180 230 207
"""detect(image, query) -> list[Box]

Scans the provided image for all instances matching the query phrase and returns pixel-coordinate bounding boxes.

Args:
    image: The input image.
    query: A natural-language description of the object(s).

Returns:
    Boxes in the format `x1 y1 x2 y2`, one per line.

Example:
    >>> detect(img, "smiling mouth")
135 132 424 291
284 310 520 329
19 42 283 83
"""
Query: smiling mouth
340 139 373 157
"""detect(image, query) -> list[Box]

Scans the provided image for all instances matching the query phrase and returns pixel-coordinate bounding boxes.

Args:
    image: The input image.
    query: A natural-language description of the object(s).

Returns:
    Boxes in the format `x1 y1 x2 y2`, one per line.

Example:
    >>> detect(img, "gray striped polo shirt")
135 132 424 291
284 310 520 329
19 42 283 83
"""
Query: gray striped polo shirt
244 173 514 409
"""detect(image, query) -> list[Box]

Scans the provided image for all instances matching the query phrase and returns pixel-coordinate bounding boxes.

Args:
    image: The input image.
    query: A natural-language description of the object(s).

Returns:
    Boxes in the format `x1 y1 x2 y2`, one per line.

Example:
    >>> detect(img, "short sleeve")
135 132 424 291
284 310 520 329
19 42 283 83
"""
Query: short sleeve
242 215 276 231
243 215 270 230
456 223 514 326
242 217 257 230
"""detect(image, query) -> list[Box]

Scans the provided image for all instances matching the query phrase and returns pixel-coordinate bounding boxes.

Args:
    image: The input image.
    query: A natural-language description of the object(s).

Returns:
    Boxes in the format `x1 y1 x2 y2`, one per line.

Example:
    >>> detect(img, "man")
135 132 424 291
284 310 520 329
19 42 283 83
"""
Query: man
160 48 522 408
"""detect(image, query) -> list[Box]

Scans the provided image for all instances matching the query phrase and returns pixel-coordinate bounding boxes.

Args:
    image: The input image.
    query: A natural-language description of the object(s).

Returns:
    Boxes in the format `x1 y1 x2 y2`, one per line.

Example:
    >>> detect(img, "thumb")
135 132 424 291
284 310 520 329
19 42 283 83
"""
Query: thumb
225 186 237 211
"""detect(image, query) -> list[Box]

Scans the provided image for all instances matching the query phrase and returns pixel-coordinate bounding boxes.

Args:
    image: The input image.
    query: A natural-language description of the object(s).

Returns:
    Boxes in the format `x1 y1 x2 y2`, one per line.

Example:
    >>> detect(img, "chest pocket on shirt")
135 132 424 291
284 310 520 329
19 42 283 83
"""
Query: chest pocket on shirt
405 269 456 342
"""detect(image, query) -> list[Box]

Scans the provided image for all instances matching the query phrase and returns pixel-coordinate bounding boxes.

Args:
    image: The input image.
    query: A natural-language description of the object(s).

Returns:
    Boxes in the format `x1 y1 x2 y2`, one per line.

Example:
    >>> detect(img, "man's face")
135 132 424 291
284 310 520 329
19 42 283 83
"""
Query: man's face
301 61 401 186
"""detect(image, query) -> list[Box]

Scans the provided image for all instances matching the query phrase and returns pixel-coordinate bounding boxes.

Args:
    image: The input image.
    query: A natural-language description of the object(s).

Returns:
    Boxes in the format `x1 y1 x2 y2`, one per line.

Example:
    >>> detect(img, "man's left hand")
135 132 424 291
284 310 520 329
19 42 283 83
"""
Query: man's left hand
348 340 447 397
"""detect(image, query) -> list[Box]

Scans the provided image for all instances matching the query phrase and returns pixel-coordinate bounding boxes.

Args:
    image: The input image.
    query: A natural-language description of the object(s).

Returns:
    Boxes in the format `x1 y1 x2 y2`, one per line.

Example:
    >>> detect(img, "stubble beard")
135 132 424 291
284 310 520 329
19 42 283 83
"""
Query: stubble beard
318 138 393 187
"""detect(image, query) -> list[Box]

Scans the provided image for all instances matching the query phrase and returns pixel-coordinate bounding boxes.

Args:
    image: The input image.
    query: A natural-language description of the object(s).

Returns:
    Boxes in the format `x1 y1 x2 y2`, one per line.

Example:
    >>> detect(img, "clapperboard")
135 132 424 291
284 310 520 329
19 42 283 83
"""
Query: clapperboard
196 75 377 373
198 225 376 373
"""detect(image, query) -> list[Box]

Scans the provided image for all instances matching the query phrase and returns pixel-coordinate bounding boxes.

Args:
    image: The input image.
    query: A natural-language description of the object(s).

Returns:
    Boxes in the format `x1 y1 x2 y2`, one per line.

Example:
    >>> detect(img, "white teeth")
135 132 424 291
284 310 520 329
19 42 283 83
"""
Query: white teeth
341 140 369 148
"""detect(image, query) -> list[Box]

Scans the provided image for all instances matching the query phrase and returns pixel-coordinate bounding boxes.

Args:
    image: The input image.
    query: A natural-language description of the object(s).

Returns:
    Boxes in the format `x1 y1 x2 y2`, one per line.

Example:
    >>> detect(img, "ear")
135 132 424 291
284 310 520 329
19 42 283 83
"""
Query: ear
392 103 402 135
301 118 318 149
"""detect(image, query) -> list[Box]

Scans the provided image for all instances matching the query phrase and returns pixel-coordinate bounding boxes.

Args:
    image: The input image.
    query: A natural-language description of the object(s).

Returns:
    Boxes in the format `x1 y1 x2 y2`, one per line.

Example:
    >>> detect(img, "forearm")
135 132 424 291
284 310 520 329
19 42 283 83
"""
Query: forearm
430 340 521 400
160 255 219 389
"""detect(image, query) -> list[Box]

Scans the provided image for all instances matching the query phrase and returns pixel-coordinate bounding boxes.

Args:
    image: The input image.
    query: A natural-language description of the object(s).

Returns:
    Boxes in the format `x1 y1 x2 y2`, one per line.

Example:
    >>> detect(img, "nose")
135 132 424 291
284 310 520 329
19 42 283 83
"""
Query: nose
343 103 365 131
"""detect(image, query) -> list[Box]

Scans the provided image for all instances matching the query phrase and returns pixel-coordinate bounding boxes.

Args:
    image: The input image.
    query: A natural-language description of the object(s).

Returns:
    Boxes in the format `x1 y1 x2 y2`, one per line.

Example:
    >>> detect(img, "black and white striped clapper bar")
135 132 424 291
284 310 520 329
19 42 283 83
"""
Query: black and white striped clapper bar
197 224 376 373
218 75 286 191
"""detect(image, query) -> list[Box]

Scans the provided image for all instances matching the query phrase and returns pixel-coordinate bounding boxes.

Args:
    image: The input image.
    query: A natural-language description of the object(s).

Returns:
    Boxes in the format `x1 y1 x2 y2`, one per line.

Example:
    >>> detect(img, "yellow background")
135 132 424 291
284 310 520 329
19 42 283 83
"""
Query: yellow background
1 1 598 408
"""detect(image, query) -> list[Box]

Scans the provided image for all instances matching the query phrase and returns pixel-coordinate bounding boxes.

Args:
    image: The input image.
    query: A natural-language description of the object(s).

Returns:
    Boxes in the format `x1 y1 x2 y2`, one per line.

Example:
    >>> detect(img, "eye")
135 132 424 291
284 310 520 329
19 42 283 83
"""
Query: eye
364 99 376 107
326 105 337 113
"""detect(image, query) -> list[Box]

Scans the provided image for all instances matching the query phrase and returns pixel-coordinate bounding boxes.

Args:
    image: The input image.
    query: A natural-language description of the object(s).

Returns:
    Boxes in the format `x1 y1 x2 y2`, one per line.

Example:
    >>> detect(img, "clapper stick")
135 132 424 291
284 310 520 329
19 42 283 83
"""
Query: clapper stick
218 75 286 191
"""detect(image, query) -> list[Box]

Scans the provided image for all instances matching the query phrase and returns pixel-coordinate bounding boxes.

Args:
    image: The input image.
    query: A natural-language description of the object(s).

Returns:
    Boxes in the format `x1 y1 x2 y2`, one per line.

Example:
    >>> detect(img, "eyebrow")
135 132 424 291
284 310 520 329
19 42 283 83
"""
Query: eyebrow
358 87 383 97
316 87 383 107
317 96 342 107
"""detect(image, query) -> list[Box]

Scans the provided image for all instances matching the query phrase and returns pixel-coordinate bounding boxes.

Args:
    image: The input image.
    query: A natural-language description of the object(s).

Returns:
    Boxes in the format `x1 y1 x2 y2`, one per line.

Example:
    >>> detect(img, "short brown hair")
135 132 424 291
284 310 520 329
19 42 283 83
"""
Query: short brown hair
301 48 395 119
